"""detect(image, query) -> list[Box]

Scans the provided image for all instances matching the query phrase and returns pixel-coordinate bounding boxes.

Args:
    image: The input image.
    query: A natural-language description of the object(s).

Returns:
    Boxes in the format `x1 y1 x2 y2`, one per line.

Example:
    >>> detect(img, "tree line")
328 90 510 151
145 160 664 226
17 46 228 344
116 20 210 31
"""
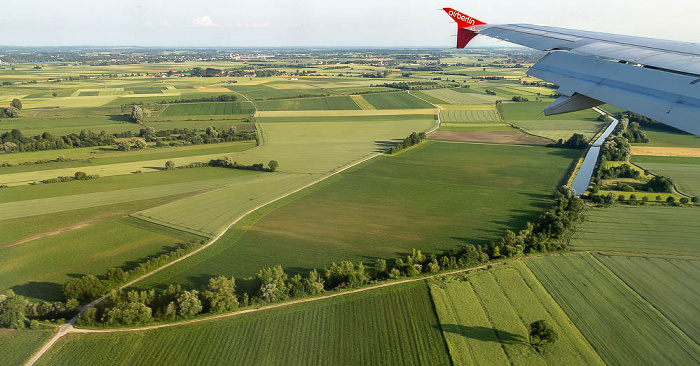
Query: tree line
158 94 238 104
1 129 115 153
66 185 585 327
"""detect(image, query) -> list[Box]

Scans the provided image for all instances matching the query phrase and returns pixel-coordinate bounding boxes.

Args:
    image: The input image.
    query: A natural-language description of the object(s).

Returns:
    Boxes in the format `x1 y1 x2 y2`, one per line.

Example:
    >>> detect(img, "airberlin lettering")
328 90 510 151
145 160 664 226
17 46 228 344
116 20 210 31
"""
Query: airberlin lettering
448 10 475 25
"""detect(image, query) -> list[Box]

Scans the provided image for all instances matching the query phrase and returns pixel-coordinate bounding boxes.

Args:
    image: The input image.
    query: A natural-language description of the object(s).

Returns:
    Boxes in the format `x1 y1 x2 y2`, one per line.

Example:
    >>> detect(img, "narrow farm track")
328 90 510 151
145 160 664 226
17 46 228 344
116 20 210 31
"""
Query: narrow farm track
74 252 559 334
25 103 442 366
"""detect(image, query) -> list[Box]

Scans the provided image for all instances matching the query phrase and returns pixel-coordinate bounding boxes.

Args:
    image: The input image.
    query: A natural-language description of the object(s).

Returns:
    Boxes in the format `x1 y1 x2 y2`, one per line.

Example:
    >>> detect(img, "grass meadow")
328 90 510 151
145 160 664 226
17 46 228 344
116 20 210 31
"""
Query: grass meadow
136 141 577 288
570 206 700 256
37 282 451 366
527 253 700 366
594 253 700 344
430 262 604 365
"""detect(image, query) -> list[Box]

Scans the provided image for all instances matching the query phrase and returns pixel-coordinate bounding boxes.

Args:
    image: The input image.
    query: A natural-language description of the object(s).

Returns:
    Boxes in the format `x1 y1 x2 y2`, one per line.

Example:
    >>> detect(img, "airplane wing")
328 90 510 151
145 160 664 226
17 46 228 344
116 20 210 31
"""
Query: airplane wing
443 8 700 136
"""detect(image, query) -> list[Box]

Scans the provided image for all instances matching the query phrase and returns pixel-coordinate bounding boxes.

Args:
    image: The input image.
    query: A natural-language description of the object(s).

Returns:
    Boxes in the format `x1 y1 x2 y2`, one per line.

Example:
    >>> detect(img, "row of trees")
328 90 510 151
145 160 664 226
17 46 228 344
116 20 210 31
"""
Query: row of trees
63 241 205 304
208 157 278 172
76 186 585 327
160 94 238 104
590 192 698 206
1 129 115 153
0 290 77 329
388 132 426 154
372 81 442 90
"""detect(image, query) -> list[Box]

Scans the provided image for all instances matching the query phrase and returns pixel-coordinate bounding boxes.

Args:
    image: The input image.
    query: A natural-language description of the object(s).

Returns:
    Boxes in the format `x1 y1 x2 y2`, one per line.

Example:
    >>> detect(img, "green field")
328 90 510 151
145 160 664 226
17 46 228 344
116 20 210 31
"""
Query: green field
527 253 700 365
159 102 255 116
0 141 257 187
0 140 255 171
0 329 54 366
420 88 502 105
632 158 700 197
430 262 603 365
0 216 203 302
0 167 254 203
225 84 328 100
361 91 434 109
131 118 436 236
440 109 501 123
638 127 700 148
570 206 700 256
0 171 264 222
37 282 451 366
137 141 577 288
255 96 361 111
0 195 186 247
594 253 700 344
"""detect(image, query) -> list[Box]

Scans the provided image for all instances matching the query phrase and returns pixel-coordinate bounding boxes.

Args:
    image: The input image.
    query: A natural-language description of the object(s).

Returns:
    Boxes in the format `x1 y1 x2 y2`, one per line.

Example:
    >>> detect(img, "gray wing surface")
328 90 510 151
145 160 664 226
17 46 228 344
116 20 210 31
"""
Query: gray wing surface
470 23 700 135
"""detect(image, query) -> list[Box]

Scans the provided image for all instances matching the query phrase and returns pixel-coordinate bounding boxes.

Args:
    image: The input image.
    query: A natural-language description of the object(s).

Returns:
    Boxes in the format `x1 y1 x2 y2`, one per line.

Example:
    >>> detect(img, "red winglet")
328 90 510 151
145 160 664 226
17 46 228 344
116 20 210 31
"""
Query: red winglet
443 8 486 48
443 8 486 28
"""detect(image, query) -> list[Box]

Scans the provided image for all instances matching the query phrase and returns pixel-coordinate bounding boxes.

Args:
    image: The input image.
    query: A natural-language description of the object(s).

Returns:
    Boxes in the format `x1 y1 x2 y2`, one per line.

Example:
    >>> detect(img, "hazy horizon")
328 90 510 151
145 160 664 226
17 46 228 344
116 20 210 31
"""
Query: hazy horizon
2 0 698 48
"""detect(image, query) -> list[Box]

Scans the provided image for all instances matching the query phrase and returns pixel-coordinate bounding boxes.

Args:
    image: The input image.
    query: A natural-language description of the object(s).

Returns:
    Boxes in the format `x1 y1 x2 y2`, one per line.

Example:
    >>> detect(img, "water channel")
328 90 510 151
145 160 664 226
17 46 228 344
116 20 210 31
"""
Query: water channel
571 112 619 195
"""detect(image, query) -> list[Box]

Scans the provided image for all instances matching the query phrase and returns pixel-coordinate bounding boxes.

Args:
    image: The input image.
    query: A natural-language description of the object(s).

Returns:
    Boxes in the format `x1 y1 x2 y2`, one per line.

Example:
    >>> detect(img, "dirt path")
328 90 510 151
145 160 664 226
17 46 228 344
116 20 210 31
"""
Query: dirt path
2 222 95 249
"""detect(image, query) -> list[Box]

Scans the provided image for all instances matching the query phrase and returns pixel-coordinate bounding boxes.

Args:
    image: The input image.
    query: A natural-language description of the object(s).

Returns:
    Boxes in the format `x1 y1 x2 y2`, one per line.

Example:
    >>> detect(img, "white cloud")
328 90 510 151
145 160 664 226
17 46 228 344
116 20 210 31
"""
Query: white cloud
192 15 217 27
142 20 152 27
137 3 148 9
161 20 170 27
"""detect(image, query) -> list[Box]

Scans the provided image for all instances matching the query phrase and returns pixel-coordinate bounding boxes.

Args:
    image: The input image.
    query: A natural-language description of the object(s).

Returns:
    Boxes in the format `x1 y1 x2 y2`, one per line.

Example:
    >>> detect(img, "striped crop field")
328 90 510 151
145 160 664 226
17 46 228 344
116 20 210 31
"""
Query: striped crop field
527 253 700 365
594 253 700 344
361 91 434 109
0 329 54 366
255 96 361 111
430 261 603 365
159 102 255 116
349 94 376 110
37 282 451 366
570 206 700 256
421 88 502 105
440 109 501 123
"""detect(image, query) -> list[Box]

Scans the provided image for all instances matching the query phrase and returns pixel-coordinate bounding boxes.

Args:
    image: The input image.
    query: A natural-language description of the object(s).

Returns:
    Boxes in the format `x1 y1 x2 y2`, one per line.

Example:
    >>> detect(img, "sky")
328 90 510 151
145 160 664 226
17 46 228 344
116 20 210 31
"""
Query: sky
2 0 698 48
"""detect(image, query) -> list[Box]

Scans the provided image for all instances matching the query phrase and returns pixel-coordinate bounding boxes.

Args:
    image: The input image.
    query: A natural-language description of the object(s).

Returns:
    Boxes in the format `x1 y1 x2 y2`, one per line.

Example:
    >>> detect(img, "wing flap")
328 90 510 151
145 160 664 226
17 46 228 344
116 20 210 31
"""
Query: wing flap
528 52 700 135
